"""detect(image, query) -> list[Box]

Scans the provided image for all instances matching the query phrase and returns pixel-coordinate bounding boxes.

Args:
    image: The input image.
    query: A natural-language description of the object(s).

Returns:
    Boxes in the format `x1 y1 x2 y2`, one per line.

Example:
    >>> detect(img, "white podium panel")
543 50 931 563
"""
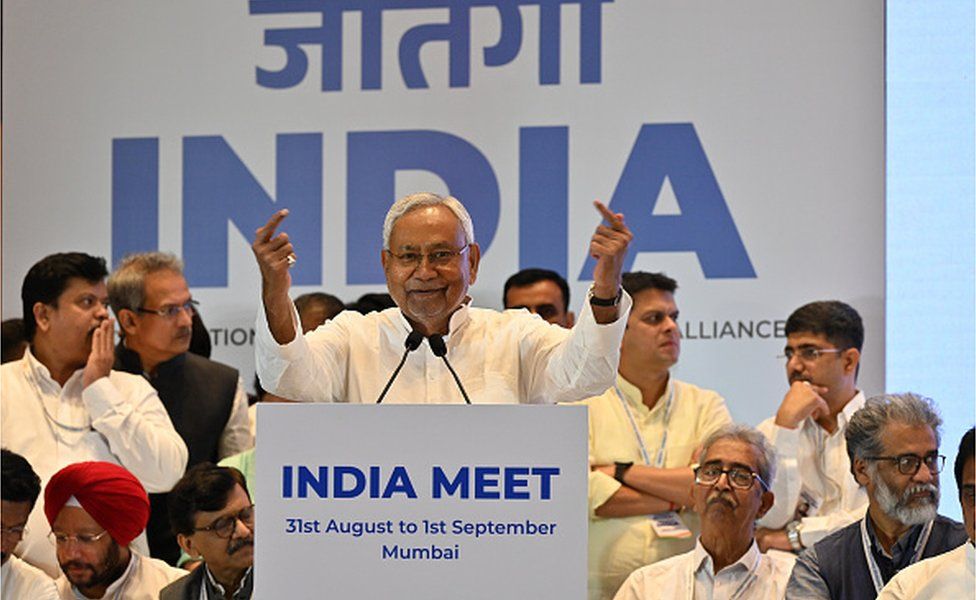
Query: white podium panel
255 403 587 599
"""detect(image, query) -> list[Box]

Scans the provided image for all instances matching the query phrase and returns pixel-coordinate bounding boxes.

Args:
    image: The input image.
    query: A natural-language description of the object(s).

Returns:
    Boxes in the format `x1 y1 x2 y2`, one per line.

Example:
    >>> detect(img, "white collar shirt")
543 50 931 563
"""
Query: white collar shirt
614 539 796 600
0 350 187 577
757 391 869 546
877 541 975 600
255 292 631 405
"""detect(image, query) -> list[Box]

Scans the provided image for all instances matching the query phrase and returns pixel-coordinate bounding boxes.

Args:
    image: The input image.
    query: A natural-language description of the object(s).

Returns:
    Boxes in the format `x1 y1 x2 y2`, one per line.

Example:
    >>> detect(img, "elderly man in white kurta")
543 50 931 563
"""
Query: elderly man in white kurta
614 425 796 600
252 193 634 405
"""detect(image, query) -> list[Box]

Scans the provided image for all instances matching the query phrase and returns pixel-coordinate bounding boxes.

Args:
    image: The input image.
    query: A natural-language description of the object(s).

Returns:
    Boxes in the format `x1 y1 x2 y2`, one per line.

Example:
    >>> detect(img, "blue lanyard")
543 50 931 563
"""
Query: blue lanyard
616 379 675 468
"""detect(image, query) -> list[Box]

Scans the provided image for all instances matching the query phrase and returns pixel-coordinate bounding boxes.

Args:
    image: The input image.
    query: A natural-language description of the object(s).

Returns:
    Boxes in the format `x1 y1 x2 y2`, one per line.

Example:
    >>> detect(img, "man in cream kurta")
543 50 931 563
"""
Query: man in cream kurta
571 272 732 600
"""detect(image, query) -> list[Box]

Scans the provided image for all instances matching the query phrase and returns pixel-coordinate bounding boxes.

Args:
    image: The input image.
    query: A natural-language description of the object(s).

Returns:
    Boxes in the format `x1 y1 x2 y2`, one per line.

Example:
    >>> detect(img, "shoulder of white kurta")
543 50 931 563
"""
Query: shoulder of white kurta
105 369 156 392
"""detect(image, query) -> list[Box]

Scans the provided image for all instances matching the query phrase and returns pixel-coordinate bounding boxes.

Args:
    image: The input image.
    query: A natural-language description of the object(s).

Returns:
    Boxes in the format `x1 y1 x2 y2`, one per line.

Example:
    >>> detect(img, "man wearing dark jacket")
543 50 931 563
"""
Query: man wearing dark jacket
786 393 968 599
108 252 252 564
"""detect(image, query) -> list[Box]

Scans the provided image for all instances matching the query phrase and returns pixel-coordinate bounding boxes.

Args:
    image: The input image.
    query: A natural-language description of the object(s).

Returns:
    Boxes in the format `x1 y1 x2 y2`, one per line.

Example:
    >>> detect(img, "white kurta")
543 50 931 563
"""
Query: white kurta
573 375 733 600
1 555 58 600
218 377 254 459
255 294 631 405
0 350 188 577
613 540 796 600
55 551 184 600
757 392 869 546
877 542 975 600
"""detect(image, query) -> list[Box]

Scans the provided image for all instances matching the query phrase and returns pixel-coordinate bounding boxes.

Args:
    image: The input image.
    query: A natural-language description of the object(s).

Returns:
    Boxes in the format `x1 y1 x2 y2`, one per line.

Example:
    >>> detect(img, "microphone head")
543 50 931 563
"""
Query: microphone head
428 334 447 357
405 330 424 351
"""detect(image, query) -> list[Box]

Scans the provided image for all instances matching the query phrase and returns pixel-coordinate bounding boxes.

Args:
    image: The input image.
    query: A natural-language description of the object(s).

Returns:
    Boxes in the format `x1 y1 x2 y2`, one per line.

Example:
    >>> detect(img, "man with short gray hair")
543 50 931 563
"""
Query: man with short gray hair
785 393 968 599
251 192 634 405
109 252 252 564
614 424 795 600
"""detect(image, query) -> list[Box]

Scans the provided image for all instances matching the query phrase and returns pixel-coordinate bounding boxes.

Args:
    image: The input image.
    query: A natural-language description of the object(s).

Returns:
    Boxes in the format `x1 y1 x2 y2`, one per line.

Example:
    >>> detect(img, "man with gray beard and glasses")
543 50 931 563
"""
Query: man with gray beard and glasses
786 393 968 599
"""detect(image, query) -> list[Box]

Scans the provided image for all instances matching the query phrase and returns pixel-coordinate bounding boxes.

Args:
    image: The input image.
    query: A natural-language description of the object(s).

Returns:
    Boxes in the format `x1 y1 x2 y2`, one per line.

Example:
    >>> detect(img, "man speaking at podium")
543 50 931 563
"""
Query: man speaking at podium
251 192 633 405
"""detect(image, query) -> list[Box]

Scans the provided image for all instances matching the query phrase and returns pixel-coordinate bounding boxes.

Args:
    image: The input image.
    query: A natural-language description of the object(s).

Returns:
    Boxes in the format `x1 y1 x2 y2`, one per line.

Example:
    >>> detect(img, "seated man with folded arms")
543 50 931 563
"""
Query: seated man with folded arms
503 268 575 328
577 272 732 600
614 424 796 600
45 461 184 599
756 301 870 553
1 449 57 599
786 393 969 599
878 426 975 599
162 463 254 600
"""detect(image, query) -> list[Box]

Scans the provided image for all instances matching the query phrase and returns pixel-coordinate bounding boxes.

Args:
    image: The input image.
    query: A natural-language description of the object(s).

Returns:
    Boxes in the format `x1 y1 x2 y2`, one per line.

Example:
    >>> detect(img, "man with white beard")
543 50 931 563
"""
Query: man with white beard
785 393 968 599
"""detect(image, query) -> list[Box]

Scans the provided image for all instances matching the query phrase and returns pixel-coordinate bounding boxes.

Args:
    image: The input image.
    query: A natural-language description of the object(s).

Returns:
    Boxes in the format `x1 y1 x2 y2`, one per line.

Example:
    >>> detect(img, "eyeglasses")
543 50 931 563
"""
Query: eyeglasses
864 453 945 476
0 525 28 540
49 530 109 546
194 504 255 539
694 463 769 491
386 245 469 269
136 299 198 319
778 347 844 362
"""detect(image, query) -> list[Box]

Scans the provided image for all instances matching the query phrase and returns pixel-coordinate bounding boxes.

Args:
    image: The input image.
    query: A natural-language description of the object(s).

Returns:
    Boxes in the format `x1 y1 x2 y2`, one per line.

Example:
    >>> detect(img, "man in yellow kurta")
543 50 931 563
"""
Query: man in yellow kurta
572 272 732 600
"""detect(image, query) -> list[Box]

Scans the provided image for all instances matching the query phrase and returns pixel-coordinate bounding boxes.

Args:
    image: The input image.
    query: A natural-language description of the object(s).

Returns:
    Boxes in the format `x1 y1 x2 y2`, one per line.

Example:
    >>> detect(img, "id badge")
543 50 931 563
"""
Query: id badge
648 511 692 538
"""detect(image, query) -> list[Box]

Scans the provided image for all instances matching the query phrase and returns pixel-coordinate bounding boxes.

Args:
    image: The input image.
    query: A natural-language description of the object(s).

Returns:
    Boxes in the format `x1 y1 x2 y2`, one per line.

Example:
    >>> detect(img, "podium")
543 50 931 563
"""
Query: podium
254 403 588 599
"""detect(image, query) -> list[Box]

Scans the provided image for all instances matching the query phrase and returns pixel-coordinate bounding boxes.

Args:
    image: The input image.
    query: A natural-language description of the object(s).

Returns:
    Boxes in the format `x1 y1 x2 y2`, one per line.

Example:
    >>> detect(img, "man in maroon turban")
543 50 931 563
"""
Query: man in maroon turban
44 462 184 599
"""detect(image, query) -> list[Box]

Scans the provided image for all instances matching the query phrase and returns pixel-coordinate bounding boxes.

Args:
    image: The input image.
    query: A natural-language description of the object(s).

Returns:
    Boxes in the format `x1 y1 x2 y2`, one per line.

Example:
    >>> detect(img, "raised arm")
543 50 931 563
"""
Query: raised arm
589 201 633 324
252 209 298 345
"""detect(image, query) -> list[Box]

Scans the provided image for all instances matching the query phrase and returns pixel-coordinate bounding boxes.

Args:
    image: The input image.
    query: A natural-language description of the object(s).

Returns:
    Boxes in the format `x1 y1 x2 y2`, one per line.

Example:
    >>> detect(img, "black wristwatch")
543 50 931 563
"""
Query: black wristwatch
613 461 633 484
590 289 622 307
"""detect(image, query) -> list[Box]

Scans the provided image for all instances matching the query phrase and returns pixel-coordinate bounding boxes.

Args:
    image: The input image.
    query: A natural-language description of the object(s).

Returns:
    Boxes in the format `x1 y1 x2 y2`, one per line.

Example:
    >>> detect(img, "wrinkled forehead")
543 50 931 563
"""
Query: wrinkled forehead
389 205 466 248
879 421 939 455
700 438 759 470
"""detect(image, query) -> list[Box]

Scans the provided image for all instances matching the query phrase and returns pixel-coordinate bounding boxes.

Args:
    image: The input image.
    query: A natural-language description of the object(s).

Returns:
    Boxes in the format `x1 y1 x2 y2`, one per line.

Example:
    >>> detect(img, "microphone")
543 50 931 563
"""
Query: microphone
428 334 471 405
376 331 424 404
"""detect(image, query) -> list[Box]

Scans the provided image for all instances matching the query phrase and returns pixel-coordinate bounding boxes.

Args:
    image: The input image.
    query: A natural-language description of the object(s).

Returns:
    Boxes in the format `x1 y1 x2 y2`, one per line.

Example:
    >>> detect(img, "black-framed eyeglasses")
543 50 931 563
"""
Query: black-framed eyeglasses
48 529 109 546
864 453 945 476
694 463 769 491
136 299 198 319
778 346 844 362
193 504 255 539
385 245 469 269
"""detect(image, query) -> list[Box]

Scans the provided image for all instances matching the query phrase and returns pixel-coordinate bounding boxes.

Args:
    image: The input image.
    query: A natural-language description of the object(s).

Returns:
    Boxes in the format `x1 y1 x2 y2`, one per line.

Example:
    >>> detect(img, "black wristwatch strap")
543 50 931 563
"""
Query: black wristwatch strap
589 289 622 307
613 461 633 484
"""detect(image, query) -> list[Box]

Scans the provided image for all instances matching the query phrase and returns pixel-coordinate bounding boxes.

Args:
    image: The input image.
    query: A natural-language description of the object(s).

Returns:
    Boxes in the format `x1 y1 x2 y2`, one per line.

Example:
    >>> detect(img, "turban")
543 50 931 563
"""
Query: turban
44 462 150 547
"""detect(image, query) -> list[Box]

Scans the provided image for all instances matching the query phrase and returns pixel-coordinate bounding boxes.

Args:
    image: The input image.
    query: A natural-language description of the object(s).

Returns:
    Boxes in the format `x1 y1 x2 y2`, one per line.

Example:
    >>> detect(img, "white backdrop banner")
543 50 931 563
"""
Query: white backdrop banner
2 1 885 424
255 403 587 598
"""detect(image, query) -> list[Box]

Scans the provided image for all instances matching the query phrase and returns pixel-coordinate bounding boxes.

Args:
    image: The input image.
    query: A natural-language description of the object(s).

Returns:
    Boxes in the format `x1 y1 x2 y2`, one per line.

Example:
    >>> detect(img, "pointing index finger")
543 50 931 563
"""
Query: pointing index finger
258 209 290 242
593 200 624 229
